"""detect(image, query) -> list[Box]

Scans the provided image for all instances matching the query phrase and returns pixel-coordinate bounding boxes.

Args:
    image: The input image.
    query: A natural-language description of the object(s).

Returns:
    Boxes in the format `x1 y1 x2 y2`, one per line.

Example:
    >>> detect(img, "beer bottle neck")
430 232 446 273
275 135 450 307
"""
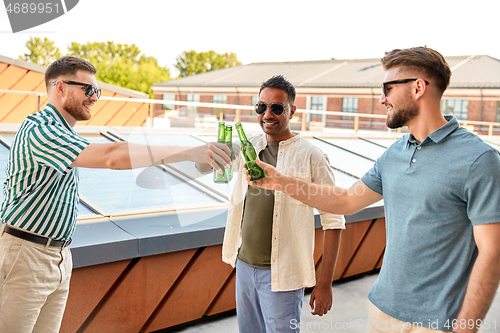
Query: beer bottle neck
217 124 225 142
236 124 248 142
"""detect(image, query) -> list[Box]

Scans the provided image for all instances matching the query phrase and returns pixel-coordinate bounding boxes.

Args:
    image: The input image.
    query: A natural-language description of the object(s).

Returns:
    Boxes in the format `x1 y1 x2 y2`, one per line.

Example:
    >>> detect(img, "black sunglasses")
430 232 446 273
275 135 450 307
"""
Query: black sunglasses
255 102 290 116
381 78 429 98
52 80 102 99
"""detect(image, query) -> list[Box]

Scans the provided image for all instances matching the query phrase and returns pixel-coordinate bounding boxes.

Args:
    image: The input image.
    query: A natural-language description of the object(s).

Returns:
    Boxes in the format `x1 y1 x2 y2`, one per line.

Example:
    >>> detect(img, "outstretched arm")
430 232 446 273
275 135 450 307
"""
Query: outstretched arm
455 222 500 333
71 141 231 172
249 159 382 215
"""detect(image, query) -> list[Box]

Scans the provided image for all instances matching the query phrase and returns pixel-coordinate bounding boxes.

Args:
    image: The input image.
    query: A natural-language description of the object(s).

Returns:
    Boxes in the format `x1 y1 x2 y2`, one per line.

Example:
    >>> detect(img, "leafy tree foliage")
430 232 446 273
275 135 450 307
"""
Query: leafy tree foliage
19 37 62 66
20 38 170 98
175 50 241 77
67 41 170 98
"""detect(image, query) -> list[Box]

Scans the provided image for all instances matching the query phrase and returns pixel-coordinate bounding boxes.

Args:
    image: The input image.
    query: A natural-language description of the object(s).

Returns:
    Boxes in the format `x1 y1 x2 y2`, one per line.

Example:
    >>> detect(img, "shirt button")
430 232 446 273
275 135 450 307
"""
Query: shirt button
417 146 421 150
412 158 416 163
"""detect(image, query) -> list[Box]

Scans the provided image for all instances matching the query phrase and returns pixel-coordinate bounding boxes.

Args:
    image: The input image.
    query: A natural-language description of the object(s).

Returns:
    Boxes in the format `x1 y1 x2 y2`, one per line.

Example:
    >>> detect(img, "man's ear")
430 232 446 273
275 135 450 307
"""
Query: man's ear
289 105 296 119
51 80 65 98
414 79 427 100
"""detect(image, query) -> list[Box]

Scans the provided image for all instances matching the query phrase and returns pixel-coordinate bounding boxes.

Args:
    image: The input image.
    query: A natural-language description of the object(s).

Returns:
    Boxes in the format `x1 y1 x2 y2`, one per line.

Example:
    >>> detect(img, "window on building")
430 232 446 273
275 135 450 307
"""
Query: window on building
309 96 325 123
441 99 468 120
187 93 200 114
162 93 176 110
212 94 227 116
251 95 259 115
497 101 500 123
342 97 358 120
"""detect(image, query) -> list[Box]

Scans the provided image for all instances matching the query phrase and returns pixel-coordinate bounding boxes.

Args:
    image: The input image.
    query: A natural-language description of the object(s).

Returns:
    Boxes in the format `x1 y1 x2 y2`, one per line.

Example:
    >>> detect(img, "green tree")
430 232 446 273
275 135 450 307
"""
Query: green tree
20 38 171 98
175 50 242 77
67 41 170 97
19 37 62 66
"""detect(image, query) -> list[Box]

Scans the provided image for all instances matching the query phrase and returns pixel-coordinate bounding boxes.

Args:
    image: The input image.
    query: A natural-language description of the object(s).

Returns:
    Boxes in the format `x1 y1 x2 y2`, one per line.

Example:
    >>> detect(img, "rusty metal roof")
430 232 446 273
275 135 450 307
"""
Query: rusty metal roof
0 55 150 126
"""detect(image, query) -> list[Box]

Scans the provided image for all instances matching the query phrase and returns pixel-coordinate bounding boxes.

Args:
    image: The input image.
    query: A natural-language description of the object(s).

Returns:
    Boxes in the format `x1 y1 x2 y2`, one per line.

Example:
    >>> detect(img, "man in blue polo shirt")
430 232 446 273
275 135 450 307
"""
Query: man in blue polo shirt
249 47 500 333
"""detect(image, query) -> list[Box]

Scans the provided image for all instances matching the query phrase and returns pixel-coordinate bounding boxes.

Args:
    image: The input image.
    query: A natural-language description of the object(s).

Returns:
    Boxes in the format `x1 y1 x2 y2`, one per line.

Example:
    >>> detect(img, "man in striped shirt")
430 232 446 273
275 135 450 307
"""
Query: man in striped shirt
0 56 231 333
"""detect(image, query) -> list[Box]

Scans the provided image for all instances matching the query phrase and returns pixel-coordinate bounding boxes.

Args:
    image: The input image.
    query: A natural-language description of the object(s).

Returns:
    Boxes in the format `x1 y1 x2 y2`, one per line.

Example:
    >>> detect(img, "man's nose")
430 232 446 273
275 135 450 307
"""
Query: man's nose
89 93 99 102
379 94 387 105
264 104 274 117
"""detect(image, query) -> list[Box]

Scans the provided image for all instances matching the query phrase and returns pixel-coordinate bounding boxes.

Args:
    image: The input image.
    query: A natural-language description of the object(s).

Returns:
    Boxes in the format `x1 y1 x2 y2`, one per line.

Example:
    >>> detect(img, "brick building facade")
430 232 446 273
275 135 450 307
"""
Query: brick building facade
153 56 500 133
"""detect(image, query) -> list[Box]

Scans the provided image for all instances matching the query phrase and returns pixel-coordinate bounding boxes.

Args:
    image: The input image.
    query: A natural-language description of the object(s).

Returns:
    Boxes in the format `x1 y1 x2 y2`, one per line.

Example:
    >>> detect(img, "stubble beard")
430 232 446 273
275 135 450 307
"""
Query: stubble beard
386 99 420 129
63 96 91 122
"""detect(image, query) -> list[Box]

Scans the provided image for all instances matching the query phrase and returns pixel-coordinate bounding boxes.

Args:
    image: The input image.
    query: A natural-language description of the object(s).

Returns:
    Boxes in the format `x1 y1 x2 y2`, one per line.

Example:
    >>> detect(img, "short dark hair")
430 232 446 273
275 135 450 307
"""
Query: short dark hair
381 47 451 96
45 56 96 88
259 75 296 105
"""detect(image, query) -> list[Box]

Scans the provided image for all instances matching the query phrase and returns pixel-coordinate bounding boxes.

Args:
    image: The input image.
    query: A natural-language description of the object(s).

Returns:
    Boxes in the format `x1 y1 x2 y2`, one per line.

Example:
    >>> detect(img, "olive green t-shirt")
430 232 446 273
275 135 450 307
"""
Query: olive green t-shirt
237 140 280 268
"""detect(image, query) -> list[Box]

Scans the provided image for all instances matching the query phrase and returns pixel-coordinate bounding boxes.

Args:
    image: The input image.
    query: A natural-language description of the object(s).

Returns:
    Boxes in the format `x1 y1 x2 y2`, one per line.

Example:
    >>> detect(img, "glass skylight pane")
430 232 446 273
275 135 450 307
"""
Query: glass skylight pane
78 166 222 216
1 135 16 143
485 139 500 152
307 139 374 179
362 138 399 149
0 145 10 204
80 135 113 144
124 134 204 147
168 160 236 196
332 169 359 189
77 202 97 218
124 133 235 195
320 138 387 161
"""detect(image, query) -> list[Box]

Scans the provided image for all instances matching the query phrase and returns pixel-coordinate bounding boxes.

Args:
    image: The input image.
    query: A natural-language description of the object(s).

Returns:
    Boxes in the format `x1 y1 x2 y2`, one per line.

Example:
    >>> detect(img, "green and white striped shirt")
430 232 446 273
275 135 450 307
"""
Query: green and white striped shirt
1 104 90 240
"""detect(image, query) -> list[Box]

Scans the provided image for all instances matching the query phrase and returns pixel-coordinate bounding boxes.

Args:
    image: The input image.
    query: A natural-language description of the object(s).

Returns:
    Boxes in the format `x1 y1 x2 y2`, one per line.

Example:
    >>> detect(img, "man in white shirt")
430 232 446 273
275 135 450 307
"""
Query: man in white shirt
199 75 344 332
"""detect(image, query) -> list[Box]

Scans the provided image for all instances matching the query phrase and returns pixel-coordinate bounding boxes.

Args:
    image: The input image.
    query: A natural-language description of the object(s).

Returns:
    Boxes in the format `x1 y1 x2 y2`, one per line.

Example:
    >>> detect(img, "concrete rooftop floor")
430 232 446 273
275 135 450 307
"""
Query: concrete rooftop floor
160 272 500 333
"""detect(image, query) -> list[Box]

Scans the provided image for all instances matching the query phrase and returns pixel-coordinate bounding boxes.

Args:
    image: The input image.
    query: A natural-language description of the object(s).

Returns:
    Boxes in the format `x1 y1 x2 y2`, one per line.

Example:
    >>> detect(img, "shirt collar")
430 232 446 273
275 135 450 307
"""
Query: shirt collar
258 132 301 150
44 104 74 133
406 115 458 148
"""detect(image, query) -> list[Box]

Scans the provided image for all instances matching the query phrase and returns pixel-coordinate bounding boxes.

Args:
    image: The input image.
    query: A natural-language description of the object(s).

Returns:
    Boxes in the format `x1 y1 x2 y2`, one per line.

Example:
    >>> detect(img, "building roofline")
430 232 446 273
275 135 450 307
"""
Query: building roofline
0 54 48 73
152 54 500 90
0 54 148 99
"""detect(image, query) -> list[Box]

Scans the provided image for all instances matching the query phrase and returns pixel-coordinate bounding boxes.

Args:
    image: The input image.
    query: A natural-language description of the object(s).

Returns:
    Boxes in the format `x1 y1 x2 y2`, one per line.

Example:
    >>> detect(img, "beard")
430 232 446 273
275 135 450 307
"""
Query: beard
63 95 91 121
386 99 419 129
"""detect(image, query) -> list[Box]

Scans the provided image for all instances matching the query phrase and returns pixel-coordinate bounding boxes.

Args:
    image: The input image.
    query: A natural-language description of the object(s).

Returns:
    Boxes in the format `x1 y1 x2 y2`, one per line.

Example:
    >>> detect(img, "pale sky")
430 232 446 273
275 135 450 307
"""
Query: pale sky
1 0 499 77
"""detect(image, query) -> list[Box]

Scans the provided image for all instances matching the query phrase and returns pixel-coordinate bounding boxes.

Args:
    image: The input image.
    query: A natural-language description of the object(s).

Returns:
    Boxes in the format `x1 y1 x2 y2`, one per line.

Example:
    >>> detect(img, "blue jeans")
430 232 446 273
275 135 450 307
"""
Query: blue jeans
236 259 304 333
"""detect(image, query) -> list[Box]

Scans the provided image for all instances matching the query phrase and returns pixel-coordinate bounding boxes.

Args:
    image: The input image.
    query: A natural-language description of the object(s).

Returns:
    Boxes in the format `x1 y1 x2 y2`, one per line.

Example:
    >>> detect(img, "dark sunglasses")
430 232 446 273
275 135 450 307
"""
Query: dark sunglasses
255 102 290 116
52 80 102 99
381 78 429 98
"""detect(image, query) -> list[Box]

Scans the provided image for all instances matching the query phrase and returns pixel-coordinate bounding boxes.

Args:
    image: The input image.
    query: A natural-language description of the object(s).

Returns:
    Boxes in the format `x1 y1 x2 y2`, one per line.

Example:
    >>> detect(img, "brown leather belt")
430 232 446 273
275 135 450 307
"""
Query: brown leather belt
1 224 72 248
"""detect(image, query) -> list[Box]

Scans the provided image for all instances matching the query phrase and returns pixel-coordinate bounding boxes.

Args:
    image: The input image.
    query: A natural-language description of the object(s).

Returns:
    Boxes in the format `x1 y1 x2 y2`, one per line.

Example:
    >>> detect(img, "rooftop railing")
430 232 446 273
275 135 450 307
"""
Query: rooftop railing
1 89 499 136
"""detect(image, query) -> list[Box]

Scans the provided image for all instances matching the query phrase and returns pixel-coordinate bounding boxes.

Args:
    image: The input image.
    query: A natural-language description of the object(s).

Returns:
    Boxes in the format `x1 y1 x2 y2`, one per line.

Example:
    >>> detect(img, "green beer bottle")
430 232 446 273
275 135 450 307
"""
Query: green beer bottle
224 125 234 182
213 122 227 183
235 122 265 181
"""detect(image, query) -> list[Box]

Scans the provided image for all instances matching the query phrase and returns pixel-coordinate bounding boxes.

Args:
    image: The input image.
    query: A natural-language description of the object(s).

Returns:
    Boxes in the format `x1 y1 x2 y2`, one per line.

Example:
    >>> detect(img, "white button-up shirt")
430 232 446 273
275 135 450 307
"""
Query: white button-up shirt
222 133 345 291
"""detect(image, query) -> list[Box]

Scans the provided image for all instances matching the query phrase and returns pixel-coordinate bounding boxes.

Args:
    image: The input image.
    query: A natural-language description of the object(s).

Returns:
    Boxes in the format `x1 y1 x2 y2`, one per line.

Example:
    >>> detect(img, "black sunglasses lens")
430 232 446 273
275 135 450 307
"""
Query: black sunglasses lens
84 85 93 97
270 103 284 115
85 85 101 99
255 103 267 114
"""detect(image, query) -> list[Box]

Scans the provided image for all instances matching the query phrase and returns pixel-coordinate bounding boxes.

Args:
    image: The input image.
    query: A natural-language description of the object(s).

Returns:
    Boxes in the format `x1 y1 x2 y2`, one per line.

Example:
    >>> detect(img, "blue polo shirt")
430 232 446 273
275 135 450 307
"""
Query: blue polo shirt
361 116 500 331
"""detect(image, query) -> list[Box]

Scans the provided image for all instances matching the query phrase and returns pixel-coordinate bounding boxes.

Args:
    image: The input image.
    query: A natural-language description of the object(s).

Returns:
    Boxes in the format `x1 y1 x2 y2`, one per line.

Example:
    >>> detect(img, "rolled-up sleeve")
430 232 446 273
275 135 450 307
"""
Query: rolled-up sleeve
311 152 345 230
